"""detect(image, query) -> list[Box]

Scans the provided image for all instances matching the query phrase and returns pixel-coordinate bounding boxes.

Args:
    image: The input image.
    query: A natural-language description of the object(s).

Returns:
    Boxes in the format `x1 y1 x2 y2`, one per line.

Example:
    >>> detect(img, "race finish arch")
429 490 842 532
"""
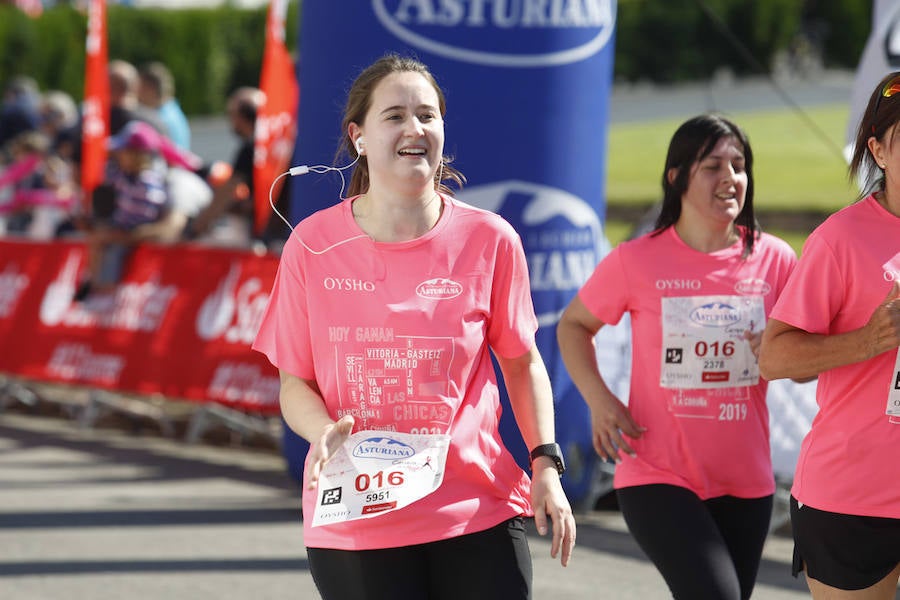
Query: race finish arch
287 0 618 505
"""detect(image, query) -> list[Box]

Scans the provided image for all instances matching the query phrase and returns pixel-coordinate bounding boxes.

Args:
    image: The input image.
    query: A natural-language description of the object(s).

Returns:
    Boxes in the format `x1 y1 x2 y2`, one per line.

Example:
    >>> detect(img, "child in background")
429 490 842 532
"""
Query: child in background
0 130 77 238
75 120 199 301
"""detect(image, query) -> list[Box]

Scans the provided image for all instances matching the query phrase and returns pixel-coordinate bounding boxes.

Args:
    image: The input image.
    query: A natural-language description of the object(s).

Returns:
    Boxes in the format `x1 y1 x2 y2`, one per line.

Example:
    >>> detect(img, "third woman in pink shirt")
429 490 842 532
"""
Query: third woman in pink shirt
760 71 900 599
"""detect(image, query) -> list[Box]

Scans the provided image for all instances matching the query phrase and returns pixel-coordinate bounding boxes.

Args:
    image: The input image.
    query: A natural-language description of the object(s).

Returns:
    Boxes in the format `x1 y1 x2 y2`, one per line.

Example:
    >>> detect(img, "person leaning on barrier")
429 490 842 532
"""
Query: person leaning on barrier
184 87 262 247
74 121 203 302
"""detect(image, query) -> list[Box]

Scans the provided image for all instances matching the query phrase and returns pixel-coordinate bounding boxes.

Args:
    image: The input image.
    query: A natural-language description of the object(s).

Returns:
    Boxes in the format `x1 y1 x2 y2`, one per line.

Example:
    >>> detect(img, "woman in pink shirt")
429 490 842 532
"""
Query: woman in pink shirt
558 114 799 599
760 72 900 598
253 54 575 600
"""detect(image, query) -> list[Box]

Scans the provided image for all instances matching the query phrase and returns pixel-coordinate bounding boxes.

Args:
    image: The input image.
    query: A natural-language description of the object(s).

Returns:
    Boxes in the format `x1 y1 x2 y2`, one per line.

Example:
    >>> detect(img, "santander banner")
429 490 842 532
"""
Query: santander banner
289 1 617 502
0 240 280 415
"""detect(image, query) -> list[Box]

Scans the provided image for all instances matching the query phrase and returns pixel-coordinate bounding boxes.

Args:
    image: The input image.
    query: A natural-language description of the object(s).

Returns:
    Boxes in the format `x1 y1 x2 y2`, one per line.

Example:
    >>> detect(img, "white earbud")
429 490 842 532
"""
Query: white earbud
355 137 365 155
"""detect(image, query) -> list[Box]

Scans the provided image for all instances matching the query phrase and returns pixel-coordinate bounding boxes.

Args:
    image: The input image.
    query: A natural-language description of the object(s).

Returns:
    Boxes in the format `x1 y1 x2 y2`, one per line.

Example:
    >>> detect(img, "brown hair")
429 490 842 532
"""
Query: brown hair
653 114 758 258
340 54 465 197
850 71 900 198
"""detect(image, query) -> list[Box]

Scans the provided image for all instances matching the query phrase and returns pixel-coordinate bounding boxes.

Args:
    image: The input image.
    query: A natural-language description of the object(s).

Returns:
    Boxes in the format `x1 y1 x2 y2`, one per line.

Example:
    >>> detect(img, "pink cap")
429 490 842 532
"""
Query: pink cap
108 120 202 171
108 120 160 152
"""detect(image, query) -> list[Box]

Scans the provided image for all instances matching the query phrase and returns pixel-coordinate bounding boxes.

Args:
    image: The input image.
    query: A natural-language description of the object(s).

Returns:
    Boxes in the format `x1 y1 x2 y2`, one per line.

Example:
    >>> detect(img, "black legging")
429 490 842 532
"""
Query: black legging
617 484 773 600
307 516 533 600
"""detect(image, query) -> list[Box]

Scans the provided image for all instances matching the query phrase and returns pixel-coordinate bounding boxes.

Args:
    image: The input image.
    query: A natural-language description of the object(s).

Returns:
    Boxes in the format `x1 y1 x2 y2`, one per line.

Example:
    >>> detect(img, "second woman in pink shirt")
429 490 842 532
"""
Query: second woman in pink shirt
558 114 798 599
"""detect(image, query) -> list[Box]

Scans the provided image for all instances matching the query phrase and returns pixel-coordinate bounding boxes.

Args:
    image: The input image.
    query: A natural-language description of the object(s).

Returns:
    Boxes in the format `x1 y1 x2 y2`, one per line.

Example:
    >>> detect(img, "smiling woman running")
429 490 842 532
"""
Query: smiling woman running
253 54 575 600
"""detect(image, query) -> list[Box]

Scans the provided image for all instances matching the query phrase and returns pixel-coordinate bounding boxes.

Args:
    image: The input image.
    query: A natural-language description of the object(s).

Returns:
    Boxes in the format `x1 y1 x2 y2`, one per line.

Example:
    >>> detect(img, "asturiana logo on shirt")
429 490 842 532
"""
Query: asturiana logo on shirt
416 278 462 300
690 302 741 327
353 437 416 460
734 278 771 296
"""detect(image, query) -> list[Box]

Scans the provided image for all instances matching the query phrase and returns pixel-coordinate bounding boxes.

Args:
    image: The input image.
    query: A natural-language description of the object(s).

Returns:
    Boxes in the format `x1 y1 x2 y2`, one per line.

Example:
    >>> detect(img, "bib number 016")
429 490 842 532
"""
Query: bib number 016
355 470 405 492
695 340 735 357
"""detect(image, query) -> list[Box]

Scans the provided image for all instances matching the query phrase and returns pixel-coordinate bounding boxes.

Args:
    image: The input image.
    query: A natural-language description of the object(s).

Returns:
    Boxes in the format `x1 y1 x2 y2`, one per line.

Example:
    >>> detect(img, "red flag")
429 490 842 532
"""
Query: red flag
254 0 299 235
80 0 110 208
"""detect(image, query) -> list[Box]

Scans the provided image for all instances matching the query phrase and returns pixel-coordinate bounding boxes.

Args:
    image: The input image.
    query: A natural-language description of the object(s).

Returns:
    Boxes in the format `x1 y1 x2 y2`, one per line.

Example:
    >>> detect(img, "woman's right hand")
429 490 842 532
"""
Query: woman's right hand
589 393 645 463
306 415 355 490
861 281 900 360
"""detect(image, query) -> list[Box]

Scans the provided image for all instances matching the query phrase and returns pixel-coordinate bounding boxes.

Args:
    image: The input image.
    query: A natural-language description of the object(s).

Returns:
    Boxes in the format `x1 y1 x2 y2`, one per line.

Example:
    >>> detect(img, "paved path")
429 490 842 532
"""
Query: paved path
0 409 814 599
608 70 854 124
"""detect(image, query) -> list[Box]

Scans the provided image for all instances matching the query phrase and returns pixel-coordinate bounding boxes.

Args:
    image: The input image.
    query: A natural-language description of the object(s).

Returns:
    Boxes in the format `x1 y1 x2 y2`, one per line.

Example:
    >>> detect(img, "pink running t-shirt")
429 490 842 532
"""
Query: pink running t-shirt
253 195 536 550
579 227 797 499
769 195 900 518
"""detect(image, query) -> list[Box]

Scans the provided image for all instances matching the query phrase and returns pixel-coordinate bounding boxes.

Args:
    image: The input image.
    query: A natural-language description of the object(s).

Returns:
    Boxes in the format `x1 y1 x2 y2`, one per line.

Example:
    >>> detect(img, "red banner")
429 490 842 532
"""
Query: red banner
253 0 299 235
80 0 109 204
0 240 280 415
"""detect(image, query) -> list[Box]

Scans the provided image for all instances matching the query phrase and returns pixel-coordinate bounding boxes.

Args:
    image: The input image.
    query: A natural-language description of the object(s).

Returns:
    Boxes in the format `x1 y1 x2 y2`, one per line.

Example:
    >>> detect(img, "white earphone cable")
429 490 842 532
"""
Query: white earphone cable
268 154 360 232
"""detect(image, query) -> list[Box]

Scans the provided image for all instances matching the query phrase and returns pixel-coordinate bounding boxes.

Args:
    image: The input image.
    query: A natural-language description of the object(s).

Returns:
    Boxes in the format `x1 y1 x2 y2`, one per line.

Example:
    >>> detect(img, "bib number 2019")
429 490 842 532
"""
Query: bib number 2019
718 403 747 421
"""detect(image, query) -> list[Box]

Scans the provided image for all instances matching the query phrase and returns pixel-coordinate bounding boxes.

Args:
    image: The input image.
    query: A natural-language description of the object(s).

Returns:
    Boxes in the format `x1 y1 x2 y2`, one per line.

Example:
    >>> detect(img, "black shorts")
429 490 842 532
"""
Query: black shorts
307 516 533 600
791 495 900 590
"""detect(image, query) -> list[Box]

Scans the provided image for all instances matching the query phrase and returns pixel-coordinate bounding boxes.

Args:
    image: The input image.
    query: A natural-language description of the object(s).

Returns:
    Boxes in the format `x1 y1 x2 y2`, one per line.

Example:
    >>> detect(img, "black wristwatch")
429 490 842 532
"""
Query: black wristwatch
529 443 566 476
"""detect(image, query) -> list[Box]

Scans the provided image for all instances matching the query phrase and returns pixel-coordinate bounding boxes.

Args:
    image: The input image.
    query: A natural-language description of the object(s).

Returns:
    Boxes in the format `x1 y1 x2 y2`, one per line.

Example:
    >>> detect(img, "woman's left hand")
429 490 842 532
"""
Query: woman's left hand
530 462 576 567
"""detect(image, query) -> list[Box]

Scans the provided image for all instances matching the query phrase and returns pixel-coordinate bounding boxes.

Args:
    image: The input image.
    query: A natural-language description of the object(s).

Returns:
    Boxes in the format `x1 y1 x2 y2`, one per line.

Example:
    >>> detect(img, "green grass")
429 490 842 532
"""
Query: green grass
604 220 809 256
764 228 810 256
604 102 857 255
605 103 856 213
603 219 636 247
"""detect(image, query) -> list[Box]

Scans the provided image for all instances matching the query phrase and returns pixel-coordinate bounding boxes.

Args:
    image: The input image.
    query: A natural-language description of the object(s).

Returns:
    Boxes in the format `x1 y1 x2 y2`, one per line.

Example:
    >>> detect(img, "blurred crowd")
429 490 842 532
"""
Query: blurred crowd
0 59 291 300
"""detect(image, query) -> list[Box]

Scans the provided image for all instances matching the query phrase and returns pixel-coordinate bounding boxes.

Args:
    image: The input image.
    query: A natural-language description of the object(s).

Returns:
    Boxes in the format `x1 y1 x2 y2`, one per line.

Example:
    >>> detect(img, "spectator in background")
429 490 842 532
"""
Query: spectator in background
0 76 40 160
38 90 80 165
184 86 262 246
67 60 170 174
108 59 166 137
138 61 191 150
0 129 77 239
75 120 202 302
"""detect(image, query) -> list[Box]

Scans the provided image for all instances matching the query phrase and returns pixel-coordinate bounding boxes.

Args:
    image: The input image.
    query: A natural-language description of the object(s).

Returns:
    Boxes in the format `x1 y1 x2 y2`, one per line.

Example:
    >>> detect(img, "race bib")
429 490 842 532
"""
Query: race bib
886 350 900 419
660 295 764 389
312 430 450 527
